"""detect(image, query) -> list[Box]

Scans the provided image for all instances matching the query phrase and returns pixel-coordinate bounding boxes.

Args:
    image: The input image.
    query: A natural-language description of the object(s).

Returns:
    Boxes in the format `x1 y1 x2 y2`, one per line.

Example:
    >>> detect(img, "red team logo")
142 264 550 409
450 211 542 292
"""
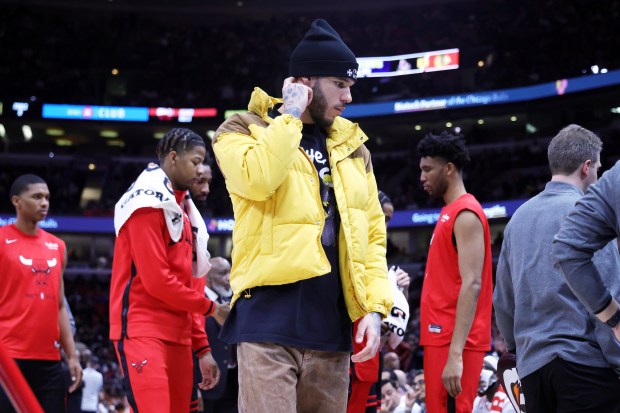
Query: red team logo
131 359 148 374
19 254 57 300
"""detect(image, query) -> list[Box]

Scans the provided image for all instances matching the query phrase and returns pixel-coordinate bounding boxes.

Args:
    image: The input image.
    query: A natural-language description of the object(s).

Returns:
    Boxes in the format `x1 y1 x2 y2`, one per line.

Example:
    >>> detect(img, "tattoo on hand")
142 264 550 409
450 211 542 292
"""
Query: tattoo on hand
282 84 305 118
283 107 302 118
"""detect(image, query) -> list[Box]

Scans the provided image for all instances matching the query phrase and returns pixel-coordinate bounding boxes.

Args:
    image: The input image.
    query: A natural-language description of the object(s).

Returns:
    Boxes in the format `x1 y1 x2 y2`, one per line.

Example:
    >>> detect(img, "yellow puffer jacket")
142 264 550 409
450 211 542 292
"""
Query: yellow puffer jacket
213 87 392 321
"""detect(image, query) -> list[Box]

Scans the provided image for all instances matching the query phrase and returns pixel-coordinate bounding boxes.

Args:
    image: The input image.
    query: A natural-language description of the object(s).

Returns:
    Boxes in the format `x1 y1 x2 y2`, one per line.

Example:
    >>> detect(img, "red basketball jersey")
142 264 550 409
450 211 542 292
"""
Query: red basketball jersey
0 224 65 360
420 194 492 350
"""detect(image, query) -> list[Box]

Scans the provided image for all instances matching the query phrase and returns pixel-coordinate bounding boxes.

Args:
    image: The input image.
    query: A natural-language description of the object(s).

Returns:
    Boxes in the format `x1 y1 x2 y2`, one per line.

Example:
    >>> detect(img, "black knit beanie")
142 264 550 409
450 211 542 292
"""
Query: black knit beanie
289 19 358 80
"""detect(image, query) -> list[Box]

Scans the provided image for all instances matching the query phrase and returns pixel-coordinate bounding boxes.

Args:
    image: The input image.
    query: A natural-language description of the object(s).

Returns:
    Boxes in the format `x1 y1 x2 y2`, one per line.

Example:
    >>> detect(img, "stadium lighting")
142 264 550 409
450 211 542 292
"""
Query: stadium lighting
107 140 126 147
153 132 165 139
445 122 453 128
13 102 29 117
477 119 485 125
414 125 422 131
46 128 64 136
55 138 72 146
100 130 119 138
510 116 517 122
611 107 620 114
88 163 96 170
0 124 5 138
591 65 600 74
22 125 33 141
526 123 538 134
206 130 216 140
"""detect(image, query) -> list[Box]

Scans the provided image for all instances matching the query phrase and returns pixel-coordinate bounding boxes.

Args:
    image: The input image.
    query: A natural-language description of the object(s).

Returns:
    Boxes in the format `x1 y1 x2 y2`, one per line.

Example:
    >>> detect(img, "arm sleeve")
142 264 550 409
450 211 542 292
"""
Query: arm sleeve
552 165 619 314
213 114 304 201
493 230 516 351
362 158 392 317
127 209 216 316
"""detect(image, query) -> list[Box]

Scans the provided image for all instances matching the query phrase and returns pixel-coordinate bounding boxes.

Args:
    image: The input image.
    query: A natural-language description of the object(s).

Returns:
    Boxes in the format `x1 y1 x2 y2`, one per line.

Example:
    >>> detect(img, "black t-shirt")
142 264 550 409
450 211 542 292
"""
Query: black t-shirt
219 120 352 352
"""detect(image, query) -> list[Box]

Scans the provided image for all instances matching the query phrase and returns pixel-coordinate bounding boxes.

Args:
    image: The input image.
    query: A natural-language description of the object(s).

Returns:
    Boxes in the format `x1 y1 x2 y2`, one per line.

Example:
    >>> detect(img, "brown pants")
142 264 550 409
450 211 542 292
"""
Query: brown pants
237 342 350 413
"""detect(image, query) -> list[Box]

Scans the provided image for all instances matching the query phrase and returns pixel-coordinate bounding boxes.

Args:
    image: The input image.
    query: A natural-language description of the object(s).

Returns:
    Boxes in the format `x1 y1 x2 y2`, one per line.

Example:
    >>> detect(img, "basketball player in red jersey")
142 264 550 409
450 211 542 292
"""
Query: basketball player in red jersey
110 128 228 413
0 174 83 412
417 132 493 413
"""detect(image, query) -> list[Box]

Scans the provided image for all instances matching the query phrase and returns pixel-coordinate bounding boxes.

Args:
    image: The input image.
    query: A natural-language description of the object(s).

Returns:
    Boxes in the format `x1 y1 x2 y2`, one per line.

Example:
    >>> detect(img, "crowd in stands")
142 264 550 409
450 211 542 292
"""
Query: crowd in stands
4 125 620 219
1 1 619 109
2 1 620 221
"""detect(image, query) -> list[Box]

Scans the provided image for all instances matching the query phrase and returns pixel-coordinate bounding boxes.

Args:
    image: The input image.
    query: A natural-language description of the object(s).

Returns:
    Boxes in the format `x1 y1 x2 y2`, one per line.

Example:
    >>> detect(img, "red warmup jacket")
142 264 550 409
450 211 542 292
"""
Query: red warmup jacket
109 190 215 354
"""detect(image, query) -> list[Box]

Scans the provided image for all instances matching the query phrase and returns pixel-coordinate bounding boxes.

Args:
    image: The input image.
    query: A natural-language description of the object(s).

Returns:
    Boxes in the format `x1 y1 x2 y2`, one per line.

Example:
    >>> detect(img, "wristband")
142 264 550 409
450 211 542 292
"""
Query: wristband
195 346 211 357
605 308 620 328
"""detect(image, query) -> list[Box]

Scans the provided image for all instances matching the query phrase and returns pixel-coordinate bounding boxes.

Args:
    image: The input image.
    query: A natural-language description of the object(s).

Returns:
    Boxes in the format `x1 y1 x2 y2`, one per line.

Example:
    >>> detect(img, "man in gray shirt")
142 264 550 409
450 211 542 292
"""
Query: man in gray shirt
494 124 620 413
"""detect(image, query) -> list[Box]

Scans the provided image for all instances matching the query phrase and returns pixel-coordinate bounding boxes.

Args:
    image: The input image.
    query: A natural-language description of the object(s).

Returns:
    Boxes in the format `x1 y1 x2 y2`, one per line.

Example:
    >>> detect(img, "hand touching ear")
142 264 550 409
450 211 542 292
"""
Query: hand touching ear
281 77 313 119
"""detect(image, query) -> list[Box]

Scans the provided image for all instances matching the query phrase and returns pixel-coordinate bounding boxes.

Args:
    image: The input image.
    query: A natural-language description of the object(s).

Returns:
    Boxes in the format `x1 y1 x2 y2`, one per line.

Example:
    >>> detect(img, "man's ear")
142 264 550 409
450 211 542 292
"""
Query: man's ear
445 162 457 176
166 150 178 167
298 77 313 86
581 159 592 177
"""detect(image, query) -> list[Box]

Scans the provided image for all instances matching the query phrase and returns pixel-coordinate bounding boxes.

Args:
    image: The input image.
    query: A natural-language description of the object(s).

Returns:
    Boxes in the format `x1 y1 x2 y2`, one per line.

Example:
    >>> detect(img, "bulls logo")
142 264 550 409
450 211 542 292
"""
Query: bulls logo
131 359 148 374
20 255 57 300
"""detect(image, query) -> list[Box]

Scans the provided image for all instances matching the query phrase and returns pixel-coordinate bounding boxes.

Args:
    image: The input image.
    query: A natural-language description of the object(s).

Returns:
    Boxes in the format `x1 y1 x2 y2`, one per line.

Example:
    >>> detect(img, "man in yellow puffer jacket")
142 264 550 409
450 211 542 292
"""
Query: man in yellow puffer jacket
212 19 393 413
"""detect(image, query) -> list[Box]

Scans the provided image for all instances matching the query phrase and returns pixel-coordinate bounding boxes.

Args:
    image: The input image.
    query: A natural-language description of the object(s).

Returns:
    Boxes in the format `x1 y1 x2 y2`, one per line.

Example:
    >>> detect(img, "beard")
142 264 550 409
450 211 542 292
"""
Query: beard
192 194 208 204
428 179 449 200
211 283 233 299
308 82 334 128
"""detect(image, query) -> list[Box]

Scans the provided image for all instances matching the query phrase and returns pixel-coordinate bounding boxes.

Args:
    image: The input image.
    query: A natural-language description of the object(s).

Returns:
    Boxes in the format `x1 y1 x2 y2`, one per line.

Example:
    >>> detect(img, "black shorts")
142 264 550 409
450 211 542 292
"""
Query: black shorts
0 359 65 413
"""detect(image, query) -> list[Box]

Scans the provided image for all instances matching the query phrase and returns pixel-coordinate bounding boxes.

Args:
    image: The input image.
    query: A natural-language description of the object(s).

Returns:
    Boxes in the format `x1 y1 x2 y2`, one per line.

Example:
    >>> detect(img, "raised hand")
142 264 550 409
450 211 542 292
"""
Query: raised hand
281 77 312 119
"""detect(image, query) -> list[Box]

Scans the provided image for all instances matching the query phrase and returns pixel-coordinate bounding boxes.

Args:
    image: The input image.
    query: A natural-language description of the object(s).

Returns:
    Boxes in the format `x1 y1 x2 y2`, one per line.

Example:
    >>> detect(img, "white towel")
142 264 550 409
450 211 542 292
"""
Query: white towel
384 266 411 348
114 163 211 277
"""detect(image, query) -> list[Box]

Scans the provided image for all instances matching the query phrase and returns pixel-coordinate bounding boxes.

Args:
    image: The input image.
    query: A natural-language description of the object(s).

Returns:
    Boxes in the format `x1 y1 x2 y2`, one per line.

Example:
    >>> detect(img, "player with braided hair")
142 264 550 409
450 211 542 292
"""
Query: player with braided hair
155 127 207 161
110 127 228 413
